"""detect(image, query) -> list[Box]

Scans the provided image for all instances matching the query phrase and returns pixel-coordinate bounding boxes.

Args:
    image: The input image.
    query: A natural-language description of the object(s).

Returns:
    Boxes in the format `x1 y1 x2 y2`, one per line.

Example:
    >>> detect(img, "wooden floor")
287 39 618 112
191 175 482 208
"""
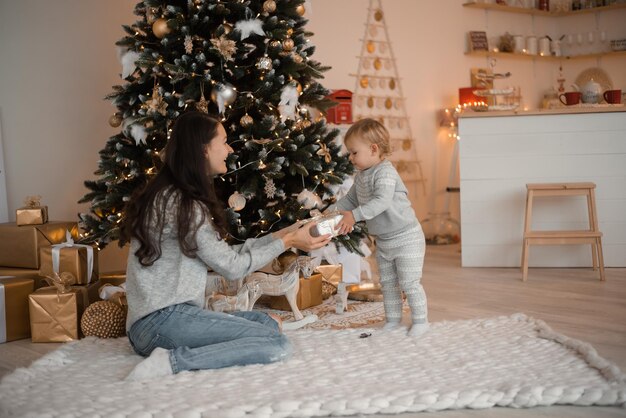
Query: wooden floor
1 244 625 417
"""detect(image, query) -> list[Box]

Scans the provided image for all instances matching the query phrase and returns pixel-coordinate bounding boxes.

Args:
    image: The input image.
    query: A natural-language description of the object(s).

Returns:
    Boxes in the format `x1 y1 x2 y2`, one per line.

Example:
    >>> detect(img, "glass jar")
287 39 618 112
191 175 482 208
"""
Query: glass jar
422 212 461 245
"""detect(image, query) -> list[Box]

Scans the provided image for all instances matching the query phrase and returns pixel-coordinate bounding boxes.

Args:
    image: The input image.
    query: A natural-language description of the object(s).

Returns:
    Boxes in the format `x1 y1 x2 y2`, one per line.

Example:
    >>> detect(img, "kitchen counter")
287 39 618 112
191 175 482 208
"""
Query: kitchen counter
459 104 625 118
457 108 626 268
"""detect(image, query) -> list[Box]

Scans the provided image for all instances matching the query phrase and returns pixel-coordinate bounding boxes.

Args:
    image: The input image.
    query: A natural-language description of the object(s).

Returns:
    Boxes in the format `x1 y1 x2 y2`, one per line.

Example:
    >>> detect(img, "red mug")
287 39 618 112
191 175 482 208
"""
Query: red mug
603 89 622 104
559 91 581 106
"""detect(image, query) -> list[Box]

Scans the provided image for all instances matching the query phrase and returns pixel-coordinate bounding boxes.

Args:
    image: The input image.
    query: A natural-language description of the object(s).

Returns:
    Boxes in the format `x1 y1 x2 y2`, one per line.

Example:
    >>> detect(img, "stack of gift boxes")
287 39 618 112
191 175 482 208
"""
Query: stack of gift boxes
0 198 125 344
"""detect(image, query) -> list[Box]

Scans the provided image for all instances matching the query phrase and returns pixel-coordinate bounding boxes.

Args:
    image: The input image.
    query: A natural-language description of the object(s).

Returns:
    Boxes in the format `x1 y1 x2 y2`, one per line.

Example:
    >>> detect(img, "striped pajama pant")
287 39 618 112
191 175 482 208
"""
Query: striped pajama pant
375 225 427 324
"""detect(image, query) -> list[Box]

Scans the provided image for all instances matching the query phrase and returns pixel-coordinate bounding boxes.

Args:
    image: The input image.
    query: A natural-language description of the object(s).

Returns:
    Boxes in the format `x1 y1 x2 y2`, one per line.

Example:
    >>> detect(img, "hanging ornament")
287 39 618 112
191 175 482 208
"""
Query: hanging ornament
146 85 168 116
211 82 237 114
385 98 393 110
264 177 277 199
367 97 374 108
282 38 295 51
235 19 265 40
374 9 384 21
292 53 303 64
263 0 277 13
359 77 369 89
367 41 375 54
278 84 299 121
389 78 396 90
296 4 306 16
374 58 382 70
402 139 412 151
184 35 193 54
129 124 148 145
228 192 246 211
152 18 171 39
222 22 233 35
256 55 273 71
240 114 254 127
301 119 312 129
108 113 123 128
120 50 140 79
316 143 332 163
297 189 322 210
196 95 208 113
211 35 237 61
269 40 282 50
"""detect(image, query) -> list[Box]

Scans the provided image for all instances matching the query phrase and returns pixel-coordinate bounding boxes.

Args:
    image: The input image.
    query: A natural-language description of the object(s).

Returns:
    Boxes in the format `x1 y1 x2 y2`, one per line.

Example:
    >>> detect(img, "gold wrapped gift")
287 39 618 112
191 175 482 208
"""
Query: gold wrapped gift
0 221 78 269
268 273 323 311
315 264 343 285
86 273 126 303
0 268 49 289
28 273 89 343
39 243 99 285
16 196 48 226
0 276 35 343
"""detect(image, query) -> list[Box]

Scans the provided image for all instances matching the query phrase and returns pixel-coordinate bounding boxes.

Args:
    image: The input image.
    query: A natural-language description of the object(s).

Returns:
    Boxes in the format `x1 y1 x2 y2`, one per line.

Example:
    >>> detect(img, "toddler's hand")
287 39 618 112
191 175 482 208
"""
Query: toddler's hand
335 211 355 235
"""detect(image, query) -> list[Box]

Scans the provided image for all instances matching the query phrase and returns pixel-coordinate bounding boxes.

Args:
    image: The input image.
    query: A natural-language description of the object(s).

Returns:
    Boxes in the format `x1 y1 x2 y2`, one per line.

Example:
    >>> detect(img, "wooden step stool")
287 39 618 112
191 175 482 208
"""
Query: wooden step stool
521 182 605 281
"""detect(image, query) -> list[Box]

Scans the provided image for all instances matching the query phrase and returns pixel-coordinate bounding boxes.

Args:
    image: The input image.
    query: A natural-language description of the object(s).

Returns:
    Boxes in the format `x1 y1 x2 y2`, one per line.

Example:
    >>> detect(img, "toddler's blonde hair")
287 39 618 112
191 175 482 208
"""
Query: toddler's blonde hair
344 118 392 157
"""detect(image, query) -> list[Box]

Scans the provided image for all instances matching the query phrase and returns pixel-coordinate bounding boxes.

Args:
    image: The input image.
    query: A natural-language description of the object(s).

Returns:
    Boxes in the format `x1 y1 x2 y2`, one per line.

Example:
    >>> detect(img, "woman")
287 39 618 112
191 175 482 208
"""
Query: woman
121 111 330 380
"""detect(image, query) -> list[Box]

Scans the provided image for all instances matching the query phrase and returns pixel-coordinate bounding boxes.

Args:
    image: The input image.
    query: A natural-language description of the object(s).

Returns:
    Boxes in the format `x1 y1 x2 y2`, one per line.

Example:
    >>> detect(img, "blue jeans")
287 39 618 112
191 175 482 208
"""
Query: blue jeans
127 303 292 373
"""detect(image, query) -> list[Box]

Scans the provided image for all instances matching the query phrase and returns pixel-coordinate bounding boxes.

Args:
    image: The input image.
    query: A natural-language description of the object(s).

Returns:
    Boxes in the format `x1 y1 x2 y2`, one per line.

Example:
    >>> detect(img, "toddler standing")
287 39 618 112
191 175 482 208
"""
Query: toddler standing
333 118 428 337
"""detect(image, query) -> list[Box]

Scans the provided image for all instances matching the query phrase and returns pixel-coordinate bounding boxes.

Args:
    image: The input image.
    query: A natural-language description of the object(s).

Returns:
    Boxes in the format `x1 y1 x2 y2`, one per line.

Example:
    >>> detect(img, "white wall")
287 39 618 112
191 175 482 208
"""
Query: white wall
1 0 625 271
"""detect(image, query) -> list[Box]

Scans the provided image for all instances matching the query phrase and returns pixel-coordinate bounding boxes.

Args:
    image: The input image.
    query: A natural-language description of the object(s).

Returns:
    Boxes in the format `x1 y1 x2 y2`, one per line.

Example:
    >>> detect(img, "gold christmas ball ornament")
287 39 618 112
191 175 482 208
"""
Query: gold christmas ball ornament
152 18 171 39
374 9 384 21
240 113 254 127
359 77 369 89
296 4 306 16
263 0 277 13
292 53 303 64
367 41 376 54
269 40 282 50
228 192 246 211
256 55 273 71
301 119 312 128
210 82 237 106
282 38 295 51
222 23 233 35
374 58 382 70
389 78 396 90
108 113 123 127
286 28 294 37
385 98 393 109
402 139 412 151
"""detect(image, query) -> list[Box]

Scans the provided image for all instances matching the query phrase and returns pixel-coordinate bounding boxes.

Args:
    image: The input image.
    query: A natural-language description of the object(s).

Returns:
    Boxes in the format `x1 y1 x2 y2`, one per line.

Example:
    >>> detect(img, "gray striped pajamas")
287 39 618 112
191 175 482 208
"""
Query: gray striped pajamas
334 160 428 326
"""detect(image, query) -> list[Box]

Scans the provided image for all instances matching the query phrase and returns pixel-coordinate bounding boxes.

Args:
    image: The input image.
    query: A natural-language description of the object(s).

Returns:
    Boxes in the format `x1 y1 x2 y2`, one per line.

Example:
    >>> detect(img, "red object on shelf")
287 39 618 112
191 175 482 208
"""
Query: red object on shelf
326 89 353 124
458 87 480 105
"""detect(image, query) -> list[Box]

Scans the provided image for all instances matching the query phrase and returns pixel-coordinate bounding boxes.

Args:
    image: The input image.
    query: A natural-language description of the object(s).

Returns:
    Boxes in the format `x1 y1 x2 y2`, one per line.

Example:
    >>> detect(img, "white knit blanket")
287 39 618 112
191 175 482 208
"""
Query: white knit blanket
1 314 624 417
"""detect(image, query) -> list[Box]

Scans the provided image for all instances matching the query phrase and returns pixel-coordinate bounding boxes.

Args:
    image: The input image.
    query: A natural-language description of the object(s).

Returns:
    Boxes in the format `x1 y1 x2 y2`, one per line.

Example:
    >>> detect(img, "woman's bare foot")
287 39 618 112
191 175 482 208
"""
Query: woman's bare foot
269 313 283 332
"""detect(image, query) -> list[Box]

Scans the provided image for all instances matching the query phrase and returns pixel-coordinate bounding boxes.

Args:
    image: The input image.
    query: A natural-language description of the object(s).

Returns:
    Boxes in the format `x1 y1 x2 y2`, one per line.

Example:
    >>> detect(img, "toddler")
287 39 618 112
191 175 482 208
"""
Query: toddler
334 118 428 337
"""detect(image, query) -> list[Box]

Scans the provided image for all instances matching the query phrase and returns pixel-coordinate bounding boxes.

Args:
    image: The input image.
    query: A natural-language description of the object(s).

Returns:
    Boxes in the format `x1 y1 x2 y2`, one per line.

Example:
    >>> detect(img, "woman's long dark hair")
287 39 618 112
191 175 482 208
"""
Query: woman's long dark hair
120 111 229 266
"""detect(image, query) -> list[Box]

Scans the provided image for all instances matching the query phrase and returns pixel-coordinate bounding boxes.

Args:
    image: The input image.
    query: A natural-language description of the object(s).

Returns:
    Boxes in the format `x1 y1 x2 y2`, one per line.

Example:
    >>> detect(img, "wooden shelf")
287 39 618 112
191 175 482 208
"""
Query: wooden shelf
465 50 626 60
463 1 626 16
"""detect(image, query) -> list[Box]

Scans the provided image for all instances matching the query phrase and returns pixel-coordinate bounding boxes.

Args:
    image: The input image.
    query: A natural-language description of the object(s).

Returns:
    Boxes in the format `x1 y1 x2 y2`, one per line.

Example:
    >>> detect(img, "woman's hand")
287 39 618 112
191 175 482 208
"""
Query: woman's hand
335 211 355 236
282 221 331 251
273 219 307 239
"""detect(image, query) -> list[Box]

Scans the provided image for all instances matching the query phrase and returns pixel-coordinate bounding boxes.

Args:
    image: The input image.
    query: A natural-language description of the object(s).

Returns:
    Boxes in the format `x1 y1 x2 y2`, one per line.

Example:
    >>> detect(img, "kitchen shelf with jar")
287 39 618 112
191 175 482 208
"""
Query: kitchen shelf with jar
462 1 626 16
466 49 626 60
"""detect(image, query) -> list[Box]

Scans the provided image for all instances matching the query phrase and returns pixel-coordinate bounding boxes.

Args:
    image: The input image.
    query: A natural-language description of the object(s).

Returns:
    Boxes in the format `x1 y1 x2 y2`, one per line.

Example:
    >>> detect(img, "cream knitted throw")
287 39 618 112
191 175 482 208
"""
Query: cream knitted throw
1 314 624 417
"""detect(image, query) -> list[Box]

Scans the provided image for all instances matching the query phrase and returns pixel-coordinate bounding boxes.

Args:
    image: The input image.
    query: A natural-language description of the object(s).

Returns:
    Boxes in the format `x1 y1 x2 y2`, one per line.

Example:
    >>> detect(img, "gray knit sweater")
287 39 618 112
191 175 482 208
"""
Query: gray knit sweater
125 194 284 329
334 159 418 239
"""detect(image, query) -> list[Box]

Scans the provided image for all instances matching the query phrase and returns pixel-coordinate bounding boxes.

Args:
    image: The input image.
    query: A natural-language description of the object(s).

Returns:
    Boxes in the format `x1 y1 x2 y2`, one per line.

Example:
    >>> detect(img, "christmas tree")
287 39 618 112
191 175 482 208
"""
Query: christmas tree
79 0 365 252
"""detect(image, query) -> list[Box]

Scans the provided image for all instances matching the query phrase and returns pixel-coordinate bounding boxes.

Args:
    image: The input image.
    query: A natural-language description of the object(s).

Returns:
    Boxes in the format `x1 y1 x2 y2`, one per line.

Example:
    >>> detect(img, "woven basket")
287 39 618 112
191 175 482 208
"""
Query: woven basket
80 300 126 338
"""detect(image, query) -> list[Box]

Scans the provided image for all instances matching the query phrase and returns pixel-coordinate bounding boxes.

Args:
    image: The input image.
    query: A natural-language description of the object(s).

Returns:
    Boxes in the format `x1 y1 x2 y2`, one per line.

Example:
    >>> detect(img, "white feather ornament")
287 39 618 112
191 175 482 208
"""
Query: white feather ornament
235 18 265 40
121 51 141 79
279 84 299 121
129 124 147 145
297 189 322 210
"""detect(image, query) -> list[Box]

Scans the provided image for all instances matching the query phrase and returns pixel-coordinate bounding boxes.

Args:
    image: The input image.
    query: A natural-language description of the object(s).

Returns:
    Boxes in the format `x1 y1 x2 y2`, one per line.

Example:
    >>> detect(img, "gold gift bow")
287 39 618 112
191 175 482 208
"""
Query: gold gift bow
43 271 77 295
23 195 42 208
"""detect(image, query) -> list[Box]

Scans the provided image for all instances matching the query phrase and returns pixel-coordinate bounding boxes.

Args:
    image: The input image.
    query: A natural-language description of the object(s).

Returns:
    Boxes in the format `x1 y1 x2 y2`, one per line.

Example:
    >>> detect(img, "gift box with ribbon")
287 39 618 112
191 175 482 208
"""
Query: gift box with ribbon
0 276 35 343
267 273 323 311
28 272 89 343
0 268 49 289
0 221 78 269
16 195 48 226
315 264 343 285
39 231 98 285
86 272 126 303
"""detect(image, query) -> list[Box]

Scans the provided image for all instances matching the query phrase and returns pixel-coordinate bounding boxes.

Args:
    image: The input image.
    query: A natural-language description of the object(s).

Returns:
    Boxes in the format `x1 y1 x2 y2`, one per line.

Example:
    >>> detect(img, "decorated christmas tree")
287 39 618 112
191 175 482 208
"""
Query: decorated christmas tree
79 0 365 252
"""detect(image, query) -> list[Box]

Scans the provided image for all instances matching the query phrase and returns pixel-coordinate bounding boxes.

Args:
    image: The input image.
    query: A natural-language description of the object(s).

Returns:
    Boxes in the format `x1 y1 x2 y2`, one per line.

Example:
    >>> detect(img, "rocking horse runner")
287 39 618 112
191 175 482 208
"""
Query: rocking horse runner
120 112 331 381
